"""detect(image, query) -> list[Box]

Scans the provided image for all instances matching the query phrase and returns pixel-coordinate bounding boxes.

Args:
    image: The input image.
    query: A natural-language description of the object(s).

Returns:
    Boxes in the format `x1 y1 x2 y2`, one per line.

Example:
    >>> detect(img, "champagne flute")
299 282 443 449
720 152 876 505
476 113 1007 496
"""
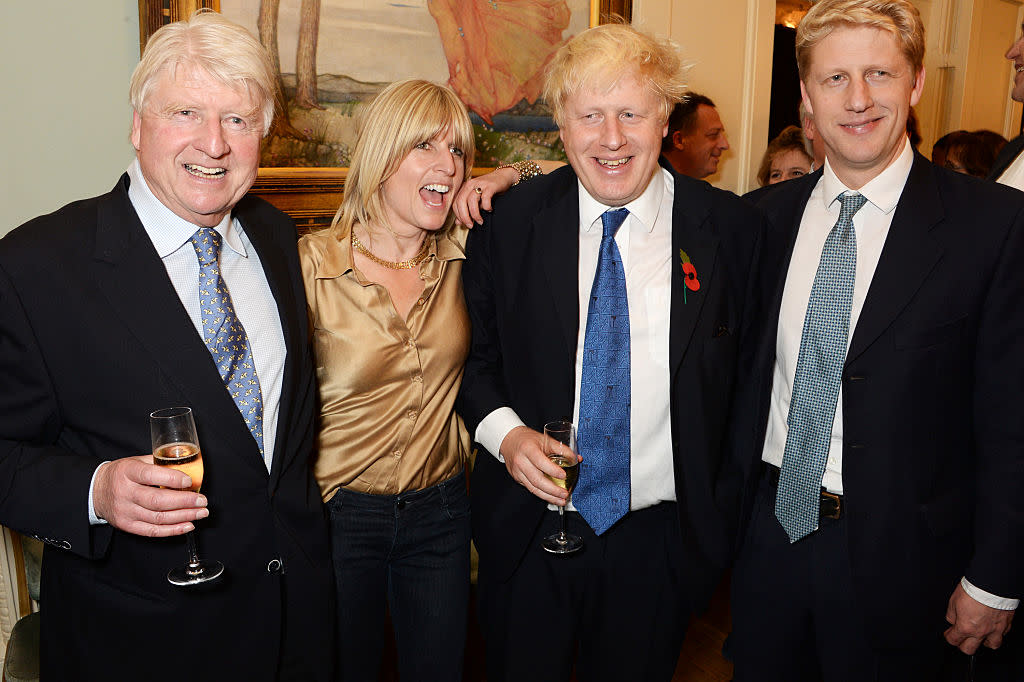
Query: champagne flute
541 420 583 554
150 407 224 586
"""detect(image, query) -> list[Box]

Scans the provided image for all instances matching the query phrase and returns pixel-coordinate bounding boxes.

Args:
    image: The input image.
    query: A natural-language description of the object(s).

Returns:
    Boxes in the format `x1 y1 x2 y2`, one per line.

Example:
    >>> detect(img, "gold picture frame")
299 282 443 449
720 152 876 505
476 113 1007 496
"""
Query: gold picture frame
138 0 633 229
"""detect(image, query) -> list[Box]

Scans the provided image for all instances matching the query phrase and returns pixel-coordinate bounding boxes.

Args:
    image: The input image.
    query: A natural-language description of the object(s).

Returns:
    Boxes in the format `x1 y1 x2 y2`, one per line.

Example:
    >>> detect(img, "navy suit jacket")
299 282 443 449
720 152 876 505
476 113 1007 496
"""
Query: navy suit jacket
459 164 763 612
737 156 1024 647
0 175 332 681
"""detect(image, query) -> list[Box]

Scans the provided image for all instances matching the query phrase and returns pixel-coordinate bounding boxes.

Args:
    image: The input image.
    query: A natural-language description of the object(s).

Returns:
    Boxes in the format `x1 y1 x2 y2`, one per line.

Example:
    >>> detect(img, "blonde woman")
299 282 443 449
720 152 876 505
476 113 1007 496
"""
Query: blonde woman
299 79 476 681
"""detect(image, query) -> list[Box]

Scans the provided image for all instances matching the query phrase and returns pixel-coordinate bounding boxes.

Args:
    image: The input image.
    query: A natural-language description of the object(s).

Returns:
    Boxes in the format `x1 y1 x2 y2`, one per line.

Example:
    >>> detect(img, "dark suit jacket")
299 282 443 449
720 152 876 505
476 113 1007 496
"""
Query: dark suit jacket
0 175 332 681
987 133 1024 181
737 156 1024 647
459 164 763 612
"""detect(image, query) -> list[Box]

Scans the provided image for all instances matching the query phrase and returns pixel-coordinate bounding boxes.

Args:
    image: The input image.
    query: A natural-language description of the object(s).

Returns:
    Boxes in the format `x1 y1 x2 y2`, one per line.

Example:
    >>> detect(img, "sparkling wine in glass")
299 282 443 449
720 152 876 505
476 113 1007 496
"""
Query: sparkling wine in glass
150 407 224 586
541 420 583 554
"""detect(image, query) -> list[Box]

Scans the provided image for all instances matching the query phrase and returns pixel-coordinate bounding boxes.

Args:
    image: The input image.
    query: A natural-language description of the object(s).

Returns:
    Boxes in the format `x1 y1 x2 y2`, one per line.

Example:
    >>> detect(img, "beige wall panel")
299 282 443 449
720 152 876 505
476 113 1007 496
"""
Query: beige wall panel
634 0 775 194
962 0 1023 137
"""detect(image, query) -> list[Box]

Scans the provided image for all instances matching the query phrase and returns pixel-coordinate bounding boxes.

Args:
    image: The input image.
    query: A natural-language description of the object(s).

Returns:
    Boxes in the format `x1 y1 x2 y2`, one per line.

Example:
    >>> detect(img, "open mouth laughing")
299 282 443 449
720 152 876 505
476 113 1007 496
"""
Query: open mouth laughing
420 183 451 207
184 163 226 178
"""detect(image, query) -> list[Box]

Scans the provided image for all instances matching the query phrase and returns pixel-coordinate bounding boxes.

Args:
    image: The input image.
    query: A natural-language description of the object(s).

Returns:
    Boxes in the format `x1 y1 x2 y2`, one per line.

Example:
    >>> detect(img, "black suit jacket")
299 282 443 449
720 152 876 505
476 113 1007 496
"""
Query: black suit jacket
459 164 762 611
0 175 332 681
737 156 1024 647
987 133 1024 181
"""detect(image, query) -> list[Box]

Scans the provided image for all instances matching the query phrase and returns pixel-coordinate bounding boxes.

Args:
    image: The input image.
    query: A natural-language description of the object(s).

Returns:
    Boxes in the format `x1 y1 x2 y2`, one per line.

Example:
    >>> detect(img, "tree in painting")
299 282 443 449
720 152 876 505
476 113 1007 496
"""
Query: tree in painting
258 0 322 138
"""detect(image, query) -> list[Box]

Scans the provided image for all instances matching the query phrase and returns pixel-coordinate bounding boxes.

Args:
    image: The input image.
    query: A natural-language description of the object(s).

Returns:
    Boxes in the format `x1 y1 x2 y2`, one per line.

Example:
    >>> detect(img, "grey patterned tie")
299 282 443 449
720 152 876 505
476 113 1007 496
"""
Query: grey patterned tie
775 192 868 542
189 227 265 457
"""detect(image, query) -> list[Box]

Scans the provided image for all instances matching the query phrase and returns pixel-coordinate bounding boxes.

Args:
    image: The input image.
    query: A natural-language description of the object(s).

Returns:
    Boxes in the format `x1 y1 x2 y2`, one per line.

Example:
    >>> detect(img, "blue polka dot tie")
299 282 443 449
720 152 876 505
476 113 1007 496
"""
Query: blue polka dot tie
190 228 265 457
574 208 631 536
775 192 867 542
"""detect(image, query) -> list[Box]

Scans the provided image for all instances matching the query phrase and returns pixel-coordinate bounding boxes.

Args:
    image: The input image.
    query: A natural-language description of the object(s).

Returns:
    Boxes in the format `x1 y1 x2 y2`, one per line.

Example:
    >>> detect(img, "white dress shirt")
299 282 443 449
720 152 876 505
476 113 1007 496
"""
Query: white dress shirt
475 167 677 512
996 147 1024 192
761 138 1017 610
89 160 286 523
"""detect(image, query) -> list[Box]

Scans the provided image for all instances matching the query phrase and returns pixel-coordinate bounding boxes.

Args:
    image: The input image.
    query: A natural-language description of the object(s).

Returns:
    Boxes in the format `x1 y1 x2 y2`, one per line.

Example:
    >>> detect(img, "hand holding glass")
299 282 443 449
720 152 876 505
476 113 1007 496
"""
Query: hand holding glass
541 420 583 554
150 406 224 586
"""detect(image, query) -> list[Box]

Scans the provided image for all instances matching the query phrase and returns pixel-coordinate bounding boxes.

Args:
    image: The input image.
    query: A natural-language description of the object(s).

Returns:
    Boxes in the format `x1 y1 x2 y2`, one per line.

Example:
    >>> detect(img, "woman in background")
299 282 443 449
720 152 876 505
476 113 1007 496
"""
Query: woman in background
756 125 813 186
298 78 475 682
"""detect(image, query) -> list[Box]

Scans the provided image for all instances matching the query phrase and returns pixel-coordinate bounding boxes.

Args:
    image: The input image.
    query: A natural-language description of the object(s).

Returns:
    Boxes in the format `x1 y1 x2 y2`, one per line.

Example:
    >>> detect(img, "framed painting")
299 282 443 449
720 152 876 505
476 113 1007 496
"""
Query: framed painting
138 0 632 229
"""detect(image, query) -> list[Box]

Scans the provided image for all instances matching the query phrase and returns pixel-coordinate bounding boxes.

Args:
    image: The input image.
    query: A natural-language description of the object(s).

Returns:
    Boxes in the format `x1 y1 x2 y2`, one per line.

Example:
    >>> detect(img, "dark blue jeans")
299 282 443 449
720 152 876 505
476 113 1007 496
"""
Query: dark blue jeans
327 471 471 682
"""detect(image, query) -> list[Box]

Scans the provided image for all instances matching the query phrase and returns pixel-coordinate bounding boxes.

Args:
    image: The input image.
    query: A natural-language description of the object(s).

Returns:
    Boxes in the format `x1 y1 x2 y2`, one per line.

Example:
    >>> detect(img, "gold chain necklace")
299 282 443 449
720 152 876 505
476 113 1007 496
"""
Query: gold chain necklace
351 232 430 270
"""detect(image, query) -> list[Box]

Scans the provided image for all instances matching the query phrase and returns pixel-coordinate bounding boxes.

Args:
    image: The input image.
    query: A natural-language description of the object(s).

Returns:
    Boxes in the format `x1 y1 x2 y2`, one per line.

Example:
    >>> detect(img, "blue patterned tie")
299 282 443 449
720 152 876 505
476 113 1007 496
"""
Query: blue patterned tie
775 192 868 542
190 228 265 457
574 208 631 535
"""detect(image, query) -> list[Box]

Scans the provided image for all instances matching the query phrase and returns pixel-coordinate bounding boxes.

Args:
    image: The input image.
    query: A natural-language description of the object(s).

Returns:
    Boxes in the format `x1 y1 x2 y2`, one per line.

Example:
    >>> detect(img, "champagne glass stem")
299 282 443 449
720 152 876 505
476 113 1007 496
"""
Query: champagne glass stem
184 531 203 576
558 506 568 542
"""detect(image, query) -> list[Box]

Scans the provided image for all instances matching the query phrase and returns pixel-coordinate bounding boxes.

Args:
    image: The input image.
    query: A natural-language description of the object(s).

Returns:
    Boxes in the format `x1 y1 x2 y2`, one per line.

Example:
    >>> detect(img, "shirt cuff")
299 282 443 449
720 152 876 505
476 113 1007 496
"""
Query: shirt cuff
88 462 110 526
474 407 526 464
961 577 1019 610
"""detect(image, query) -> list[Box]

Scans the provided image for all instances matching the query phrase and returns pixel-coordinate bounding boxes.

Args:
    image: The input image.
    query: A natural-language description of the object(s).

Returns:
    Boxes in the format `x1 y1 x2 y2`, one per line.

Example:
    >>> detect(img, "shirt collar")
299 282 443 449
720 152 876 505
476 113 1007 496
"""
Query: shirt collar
313 221 463 280
577 166 666 233
820 136 913 215
126 158 248 259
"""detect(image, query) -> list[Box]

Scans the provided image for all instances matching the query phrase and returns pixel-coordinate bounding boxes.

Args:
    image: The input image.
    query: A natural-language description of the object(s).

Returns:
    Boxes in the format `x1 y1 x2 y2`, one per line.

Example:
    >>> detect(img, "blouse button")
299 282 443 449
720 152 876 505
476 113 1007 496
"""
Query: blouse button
417 298 425 306
407 410 418 420
393 449 402 458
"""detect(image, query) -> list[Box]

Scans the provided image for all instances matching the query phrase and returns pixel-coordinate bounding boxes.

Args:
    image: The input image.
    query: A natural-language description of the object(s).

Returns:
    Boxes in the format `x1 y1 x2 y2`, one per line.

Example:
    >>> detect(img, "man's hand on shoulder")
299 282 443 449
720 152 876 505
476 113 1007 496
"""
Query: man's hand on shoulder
944 582 1015 654
93 456 208 537
500 426 575 506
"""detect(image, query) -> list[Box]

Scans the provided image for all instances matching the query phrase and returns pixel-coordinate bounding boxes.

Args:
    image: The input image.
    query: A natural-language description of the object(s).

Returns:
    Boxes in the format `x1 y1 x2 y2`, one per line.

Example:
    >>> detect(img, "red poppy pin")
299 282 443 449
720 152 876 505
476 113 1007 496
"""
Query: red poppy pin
679 249 700 303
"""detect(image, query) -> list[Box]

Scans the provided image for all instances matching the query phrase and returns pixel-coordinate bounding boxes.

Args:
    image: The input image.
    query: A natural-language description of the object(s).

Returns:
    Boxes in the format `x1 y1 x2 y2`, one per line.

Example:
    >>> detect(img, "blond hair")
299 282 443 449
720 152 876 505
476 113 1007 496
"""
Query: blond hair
543 23 687 127
331 79 475 239
129 10 277 135
796 0 924 80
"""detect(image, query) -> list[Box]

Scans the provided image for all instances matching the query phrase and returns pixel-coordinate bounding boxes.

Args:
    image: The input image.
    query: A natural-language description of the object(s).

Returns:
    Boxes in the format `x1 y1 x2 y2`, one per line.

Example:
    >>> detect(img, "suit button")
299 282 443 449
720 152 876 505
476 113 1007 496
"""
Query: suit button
397 500 406 510
267 558 283 574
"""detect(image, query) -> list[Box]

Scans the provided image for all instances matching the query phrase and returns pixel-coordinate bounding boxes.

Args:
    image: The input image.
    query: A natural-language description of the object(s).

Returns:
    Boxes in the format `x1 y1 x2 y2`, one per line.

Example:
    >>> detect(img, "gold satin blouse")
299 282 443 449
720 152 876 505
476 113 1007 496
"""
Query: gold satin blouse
298 224 472 501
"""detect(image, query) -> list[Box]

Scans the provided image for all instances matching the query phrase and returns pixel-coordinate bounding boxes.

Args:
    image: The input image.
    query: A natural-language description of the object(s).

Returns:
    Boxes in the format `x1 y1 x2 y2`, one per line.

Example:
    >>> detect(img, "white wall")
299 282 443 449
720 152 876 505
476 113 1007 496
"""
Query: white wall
0 2 140 237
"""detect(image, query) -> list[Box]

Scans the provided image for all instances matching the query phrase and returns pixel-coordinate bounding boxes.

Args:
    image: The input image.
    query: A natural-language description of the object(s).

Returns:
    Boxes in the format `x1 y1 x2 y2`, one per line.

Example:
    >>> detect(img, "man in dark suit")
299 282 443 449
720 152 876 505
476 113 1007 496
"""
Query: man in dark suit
988 24 1024 186
459 22 762 682
0 12 331 681
730 1 1023 680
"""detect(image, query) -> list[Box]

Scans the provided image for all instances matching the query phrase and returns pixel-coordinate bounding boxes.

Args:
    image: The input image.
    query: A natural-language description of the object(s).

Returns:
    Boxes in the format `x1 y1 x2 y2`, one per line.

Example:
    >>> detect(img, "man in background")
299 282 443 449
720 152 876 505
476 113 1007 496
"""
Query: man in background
988 23 1024 187
661 92 731 178
0 12 331 680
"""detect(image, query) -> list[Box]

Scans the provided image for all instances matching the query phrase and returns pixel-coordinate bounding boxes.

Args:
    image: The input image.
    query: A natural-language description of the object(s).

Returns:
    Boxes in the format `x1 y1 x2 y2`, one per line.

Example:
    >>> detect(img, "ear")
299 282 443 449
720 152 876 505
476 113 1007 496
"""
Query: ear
672 130 686 151
800 81 814 117
909 66 926 107
130 110 143 152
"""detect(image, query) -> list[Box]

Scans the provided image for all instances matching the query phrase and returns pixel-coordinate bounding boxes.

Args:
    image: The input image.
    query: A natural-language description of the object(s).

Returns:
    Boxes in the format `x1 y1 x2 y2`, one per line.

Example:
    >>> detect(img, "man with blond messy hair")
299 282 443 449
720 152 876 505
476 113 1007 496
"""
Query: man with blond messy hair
730 0 1023 679
459 21 763 682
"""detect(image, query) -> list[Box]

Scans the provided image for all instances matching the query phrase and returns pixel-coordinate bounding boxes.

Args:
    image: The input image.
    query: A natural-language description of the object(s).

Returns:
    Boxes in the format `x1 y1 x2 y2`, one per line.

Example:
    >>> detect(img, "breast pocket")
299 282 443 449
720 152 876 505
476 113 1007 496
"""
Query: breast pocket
893 315 967 350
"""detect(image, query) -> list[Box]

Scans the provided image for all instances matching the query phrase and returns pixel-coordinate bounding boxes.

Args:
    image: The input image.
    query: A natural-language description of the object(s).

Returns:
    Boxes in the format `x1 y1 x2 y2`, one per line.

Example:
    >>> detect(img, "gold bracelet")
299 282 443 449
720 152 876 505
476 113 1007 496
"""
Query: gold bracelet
496 160 542 186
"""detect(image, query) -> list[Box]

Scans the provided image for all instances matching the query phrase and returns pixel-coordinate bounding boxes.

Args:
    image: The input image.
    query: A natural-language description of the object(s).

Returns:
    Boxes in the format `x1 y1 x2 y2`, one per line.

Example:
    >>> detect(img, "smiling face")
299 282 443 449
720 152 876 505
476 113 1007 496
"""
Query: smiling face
379 128 465 236
801 25 924 189
1006 24 1024 103
131 65 262 227
559 72 668 207
671 104 730 178
769 148 812 184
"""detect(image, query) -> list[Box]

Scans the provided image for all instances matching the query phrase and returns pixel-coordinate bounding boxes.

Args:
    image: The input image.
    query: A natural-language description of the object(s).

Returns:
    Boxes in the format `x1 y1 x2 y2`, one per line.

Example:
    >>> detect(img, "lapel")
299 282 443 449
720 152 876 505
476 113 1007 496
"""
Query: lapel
846 155 943 362
988 133 1024 181
537 175 582 356
668 173 720 376
90 176 269 478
